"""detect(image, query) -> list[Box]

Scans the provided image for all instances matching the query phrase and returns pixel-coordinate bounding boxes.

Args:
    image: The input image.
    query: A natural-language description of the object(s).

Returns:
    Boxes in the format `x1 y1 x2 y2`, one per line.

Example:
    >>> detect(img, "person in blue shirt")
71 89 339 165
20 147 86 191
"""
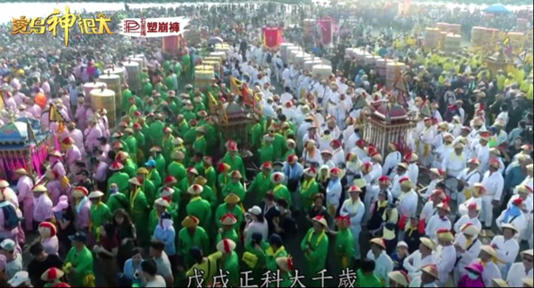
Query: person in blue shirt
122 247 144 285
153 212 176 259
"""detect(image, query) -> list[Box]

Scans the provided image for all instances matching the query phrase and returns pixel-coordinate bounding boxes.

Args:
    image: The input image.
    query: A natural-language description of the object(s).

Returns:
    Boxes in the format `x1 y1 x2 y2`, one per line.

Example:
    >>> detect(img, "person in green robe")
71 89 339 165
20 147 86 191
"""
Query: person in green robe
144 159 162 189
193 95 206 113
168 93 181 116
132 123 146 162
148 198 170 236
88 191 112 241
149 146 167 180
117 151 137 178
202 117 218 153
265 233 288 272
275 257 295 288
167 150 187 183
222 141 247 181
159 187 179 222
271 172 292 208
128 177 151 246
162 127 175 161
243 232 269 281
185 184 212 229
186 249 222 287
142 78 153 97
179 168 198 202
216 239 240 287
201 156 217 195
127 97 138 118
258 135 275 164
123 128 138 158
195 176 216 208
300 167 319 213
356 259 384 287
137 167 157 205
192 127 208 156
217 163 232 194
247 162 274 204
221 170 246 200
147 117 165 148
215 213 239 244
215 193 244 229
267 127 287 161
249 120 265 150
178 216 209 268
121 87 134 114
106 183 129 214
107 161 130 194
332 215 355 269
300 215 329 285
64 232 94 287
176 115 190 137
282 139 297 163
182 103 196 123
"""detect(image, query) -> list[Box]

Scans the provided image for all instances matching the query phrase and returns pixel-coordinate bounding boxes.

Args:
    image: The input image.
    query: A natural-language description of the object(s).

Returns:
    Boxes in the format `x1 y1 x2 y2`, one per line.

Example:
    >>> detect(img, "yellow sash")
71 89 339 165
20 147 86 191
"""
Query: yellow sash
130 187 140 209
307 230 326 248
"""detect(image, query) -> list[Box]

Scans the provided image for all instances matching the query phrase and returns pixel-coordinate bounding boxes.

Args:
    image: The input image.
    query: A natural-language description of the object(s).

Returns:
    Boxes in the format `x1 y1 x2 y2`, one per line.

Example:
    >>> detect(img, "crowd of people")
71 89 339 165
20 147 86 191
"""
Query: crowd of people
0 1 532 287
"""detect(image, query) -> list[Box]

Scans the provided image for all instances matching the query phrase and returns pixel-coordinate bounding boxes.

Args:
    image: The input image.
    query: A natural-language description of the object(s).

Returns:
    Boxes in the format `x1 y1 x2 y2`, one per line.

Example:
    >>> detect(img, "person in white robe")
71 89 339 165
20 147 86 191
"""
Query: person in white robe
435 229 456 286
382 143 402 177
391 163 409 199
491 224 520 277
404 237 436 280
456 158 482 206
442 142 466 178
340 185 365 260
495 198 527 236
481 159 504 228
453 223 482 282
453 202 482 233
506 249 533 287
478 245 502 287
420 168 443 200
425 203 451 243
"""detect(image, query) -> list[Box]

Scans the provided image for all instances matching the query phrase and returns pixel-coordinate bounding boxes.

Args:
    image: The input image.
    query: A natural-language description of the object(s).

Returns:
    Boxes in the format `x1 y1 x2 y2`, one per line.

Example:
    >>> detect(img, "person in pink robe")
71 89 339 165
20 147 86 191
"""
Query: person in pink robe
15 168 34 231
84 120 103 154
3 92 17 111
68 122 86 156
32 185 53 225
0 181 19 209
97 109 110 138
49 151 66 180
72 186 91 232
63 137 82 173
45 180 63 205
75 98 89 131
27 102 42 119
93 154 109 191
13 91 27 106
38 221 59 255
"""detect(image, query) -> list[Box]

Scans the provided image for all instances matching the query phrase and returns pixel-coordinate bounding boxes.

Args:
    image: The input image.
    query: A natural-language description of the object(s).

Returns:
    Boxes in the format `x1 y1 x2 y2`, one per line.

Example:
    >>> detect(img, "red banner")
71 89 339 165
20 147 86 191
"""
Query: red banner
262 27 283 50
318 18 333 45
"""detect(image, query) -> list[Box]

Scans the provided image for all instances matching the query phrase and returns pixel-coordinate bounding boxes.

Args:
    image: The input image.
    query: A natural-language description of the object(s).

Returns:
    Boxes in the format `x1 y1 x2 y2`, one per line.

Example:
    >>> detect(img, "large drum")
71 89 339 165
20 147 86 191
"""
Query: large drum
103 66 127 86
83 81 107 98
444 34 461 52
90 88 116 126
195 65 215 89
98 72 122 115
312 64 332 81
122 60 141 94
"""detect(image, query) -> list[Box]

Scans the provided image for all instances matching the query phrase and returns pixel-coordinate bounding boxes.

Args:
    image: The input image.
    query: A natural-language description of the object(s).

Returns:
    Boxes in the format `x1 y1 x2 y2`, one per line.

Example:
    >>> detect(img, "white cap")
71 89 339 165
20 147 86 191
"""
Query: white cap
247 205 262 216
8 271 30 287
